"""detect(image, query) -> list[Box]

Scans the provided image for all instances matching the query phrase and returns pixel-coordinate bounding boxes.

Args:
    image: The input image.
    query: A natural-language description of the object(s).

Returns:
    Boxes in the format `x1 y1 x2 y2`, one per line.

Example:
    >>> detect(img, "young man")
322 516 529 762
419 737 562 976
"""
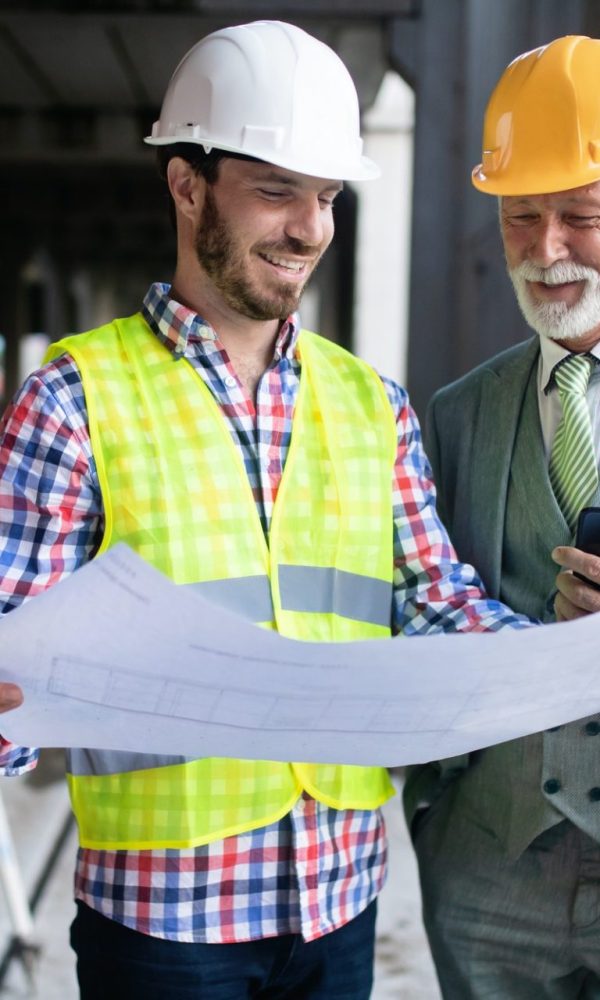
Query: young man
0 20 528 999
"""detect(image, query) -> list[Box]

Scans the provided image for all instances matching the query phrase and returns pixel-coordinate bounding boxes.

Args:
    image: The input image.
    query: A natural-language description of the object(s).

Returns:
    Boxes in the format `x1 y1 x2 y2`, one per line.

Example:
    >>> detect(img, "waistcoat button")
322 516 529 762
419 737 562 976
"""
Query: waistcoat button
589 787 600 801
543 778 561 795
585 721 600 736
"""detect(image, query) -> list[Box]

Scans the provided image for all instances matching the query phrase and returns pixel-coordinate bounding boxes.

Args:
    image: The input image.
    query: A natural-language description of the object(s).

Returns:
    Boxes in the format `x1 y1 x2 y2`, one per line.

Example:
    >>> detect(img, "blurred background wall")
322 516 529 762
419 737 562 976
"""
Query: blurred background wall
0 0 598 420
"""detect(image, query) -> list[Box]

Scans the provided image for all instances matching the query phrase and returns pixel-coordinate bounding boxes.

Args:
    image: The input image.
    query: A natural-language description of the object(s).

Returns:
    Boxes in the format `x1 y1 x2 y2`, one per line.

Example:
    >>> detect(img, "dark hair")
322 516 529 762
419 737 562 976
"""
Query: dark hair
156 143 263 230
157 143 227 229
156 142 228 186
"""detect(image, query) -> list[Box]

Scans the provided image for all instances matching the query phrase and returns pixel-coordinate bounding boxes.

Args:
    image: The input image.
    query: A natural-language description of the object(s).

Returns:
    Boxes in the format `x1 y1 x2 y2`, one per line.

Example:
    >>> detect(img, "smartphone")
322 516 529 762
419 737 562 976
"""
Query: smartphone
574 506 600 589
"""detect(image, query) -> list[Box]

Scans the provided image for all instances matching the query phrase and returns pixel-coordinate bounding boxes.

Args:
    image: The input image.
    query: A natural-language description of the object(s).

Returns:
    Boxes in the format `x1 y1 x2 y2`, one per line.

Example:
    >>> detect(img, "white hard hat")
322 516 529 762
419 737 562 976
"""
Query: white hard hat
145 20 379 182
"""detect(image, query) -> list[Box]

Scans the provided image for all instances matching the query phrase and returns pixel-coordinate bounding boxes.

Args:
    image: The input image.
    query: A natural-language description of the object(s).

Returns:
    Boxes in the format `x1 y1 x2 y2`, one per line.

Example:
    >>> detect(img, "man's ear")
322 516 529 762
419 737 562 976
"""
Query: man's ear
167 157 205 223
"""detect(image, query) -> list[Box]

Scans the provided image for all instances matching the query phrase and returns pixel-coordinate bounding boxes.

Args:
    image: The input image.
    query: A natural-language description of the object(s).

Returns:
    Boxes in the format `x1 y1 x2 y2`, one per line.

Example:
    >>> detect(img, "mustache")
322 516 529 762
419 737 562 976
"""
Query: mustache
258 237 320 259
510 260 599 285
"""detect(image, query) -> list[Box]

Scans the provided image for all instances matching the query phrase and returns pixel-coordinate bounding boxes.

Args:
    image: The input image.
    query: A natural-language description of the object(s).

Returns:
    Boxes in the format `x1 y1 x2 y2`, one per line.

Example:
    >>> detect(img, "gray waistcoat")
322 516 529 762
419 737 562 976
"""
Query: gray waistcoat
457 363 600 857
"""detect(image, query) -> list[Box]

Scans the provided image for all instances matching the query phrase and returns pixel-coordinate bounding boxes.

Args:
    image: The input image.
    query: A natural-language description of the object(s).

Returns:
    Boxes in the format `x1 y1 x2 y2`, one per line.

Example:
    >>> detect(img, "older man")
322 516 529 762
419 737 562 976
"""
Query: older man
405 34 600 999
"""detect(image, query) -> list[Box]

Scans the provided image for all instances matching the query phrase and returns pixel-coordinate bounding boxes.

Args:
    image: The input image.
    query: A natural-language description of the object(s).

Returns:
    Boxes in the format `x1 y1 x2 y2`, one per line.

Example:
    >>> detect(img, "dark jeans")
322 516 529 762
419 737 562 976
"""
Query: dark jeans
70 899 377 999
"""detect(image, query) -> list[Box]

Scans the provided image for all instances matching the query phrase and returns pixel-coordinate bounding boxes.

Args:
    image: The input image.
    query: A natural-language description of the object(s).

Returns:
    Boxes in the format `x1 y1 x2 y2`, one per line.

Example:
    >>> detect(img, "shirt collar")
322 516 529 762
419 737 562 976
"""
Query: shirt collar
141 282 301 360
539 333 600 394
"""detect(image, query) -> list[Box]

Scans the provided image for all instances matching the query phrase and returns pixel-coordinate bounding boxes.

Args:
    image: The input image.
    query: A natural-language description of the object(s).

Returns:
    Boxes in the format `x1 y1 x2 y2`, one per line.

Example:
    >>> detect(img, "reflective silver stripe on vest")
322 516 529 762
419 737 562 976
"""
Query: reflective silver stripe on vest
185 568 391 627
67 748 196 777
186 575 274 622
279 566 392 627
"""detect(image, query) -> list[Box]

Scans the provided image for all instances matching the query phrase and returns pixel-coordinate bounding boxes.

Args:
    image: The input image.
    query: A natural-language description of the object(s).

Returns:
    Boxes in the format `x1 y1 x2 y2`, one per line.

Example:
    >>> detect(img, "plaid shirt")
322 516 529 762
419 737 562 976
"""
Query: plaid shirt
0 283 527 943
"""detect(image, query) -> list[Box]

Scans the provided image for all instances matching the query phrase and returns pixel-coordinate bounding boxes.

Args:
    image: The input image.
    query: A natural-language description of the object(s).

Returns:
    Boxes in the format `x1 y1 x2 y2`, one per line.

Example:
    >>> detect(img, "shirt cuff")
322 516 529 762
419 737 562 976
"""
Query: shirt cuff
0 741 39 776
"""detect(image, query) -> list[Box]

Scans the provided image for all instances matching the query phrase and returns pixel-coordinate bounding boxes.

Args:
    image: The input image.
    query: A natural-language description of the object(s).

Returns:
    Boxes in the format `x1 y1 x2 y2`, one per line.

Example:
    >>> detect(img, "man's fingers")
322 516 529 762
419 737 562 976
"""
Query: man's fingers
554 591 585 622
0 683 23 713
553 545 600 585
555 569 600 615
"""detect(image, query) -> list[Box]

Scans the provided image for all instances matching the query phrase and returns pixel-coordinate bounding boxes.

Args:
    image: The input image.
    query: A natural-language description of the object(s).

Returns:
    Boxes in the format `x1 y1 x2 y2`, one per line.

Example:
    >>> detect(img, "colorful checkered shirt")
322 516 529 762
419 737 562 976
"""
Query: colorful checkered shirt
0 283 528 943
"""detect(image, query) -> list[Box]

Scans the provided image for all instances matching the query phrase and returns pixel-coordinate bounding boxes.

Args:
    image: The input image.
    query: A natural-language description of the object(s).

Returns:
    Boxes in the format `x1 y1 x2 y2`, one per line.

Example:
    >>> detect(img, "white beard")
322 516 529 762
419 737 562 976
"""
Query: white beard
508 260 600 342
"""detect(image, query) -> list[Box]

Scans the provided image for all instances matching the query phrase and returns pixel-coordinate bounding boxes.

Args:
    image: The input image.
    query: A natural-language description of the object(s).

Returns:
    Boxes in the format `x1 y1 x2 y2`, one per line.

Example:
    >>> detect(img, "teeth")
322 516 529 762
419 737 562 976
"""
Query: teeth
264 254 305 272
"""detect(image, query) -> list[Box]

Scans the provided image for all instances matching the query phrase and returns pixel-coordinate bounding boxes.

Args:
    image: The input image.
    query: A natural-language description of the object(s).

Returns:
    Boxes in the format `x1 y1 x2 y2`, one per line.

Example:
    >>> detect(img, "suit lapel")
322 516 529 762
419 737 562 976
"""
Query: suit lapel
470 339 541 598
509 365 573 546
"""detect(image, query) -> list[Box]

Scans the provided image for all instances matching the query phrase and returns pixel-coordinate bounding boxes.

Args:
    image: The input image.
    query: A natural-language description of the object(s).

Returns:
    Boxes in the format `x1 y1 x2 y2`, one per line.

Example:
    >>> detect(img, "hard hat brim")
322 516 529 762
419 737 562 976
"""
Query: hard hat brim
472 162 600 196
144 135 381 183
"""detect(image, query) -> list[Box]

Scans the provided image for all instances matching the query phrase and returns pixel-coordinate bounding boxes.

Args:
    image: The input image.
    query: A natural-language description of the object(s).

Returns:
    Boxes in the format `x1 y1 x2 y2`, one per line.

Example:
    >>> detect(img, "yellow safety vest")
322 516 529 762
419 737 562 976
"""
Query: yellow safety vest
45 314 398 850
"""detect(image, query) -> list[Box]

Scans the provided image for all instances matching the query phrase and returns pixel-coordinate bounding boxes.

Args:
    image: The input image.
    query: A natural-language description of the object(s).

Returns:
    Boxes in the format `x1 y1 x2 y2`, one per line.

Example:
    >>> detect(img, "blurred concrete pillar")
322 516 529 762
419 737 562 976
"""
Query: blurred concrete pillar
355 70 415 385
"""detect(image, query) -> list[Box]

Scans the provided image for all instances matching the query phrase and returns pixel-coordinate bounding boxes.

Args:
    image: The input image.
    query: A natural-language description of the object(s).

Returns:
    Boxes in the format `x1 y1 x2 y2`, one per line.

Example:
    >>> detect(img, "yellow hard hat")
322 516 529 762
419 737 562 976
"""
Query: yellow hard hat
472 35 600 195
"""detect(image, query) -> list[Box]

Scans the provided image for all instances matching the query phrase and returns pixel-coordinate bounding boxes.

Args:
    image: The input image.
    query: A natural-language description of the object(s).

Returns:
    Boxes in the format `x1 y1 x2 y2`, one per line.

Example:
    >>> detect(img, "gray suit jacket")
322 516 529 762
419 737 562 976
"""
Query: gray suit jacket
403 337 600 858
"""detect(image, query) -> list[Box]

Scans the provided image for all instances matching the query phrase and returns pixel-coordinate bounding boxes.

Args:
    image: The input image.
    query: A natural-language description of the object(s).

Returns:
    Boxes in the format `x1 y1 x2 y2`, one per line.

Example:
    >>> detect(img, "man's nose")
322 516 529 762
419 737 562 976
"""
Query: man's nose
285 198 325 248
528 218 570 267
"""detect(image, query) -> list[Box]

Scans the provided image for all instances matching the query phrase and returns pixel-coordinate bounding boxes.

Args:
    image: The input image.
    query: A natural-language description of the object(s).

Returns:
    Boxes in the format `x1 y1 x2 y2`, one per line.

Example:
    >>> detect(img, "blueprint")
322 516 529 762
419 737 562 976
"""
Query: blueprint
0 543 597 766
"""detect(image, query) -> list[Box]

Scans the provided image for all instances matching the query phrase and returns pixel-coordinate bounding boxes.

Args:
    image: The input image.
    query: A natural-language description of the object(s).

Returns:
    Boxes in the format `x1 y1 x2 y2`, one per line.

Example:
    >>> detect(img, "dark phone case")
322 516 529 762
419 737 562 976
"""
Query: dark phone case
576 507 600 557
575 506 600 589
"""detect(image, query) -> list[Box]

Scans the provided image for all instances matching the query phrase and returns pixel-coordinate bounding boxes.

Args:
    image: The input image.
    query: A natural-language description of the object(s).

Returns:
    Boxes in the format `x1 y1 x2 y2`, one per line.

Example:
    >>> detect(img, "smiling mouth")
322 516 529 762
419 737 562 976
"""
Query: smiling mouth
260 252 312 275
537 280 580 286
529 279 583 294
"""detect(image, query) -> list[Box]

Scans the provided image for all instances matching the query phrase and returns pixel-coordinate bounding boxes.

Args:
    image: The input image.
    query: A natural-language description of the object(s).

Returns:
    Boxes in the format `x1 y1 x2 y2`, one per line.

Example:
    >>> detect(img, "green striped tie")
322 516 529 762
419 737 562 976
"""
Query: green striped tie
549 353 598 533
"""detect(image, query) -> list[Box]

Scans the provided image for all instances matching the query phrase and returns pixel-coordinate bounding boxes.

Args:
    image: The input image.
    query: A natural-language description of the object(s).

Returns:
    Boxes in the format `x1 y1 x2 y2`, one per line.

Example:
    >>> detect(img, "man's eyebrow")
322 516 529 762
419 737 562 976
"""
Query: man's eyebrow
503 199 534 208
251 170 343 194
562 199 600 209
503 196 600 210
253 171 296 185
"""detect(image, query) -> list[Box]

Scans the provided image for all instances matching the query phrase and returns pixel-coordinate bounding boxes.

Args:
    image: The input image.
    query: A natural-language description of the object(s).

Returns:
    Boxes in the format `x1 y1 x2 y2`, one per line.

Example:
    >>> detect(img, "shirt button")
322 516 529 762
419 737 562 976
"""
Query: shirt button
589 787 600 802
543 778 561 795
224 375 237 388
585 721 600 736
